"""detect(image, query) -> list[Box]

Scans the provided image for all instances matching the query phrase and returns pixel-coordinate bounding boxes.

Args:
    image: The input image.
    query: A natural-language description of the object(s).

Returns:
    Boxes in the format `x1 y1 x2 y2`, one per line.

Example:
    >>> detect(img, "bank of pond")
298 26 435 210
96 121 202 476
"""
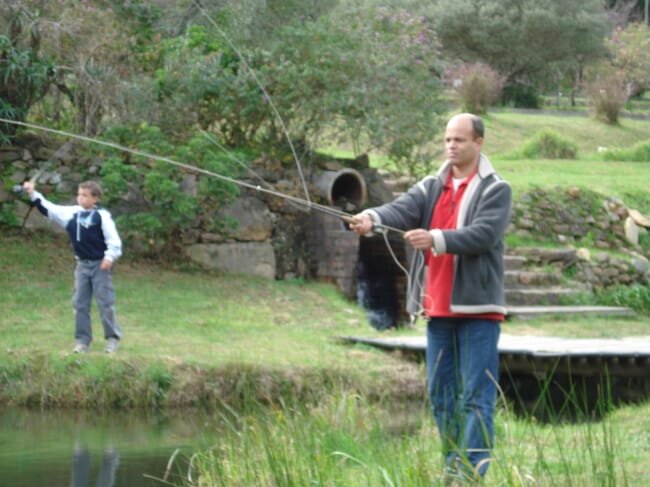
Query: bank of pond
2 389 648 486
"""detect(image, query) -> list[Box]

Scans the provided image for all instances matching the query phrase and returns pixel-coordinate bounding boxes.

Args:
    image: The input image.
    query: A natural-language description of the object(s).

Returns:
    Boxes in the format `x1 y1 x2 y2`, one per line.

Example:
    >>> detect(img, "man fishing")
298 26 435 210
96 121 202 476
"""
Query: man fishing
349 113 512 482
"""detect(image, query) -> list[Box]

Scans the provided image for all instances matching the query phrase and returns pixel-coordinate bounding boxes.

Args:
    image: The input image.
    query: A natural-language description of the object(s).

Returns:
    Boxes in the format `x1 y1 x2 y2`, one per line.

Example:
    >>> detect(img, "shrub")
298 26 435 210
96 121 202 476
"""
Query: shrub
519 129 578 159
583 64 629 124
98 124 242 257
447 62 506 114
595 285 650 316
502 83 541 109
600 140 650 162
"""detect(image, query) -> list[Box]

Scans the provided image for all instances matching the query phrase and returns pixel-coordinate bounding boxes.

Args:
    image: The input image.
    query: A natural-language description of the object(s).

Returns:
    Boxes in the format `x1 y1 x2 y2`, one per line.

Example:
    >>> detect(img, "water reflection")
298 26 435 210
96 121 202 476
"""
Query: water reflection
71 443 120 487
0 407 214 487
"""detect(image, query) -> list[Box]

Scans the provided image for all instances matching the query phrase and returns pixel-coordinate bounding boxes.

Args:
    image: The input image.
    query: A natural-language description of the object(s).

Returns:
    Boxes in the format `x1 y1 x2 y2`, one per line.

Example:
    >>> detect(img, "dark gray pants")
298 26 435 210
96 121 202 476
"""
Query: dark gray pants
73 260 121 345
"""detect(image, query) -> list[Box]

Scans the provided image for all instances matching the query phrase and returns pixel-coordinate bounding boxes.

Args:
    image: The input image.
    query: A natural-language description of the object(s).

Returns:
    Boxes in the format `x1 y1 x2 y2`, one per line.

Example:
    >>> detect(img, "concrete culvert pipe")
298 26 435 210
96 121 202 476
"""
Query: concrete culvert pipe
313 168 367 212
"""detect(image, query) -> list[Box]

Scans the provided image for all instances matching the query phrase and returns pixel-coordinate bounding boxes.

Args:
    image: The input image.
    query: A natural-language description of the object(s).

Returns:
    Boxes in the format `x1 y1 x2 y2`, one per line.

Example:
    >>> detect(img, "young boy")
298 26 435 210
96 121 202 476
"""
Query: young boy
23 180 123 353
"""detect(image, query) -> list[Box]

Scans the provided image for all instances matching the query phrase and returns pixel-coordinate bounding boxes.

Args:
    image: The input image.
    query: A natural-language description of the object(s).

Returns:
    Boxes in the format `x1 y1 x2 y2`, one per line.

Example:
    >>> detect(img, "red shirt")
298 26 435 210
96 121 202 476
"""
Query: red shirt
424 171 504 321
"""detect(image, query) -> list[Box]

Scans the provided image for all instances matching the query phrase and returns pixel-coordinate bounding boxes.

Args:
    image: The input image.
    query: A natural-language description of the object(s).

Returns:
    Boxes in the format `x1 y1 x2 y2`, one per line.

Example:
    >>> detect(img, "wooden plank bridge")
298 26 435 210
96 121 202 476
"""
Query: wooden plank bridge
339 332 650 375
339 318 650 417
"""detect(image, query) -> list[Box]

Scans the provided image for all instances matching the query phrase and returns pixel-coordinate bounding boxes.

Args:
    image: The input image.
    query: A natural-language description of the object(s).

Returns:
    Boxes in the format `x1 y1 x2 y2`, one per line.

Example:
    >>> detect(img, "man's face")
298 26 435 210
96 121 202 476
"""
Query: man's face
77 188 99 210
444 117 483 174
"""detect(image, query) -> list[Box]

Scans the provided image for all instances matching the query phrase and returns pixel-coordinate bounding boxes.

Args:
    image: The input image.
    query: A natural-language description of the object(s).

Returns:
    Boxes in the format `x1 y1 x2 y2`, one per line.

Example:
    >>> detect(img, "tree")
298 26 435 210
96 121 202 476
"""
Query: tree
0 4 53 140
35 0 160 135
150 5 447 177
263 5 447 176
606 22 650 97
1 0 161 137
429 0 610 107
447 62 506 114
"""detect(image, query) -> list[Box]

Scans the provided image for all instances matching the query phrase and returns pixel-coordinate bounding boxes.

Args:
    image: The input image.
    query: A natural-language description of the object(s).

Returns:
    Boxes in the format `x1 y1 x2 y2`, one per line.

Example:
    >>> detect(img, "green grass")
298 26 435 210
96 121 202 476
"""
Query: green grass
169 392 648 486
0 230 422 409
2 227 650 485
319 110 650 203
325 108 650 164
6 249 367 368
468 112 650 203
483 110 650 160
496 158 650 202
3 108 650 485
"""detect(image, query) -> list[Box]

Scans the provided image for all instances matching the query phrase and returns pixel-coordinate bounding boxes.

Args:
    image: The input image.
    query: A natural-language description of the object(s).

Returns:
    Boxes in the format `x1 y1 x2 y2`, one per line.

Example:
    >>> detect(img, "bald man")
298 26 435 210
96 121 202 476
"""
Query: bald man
350 113 512 482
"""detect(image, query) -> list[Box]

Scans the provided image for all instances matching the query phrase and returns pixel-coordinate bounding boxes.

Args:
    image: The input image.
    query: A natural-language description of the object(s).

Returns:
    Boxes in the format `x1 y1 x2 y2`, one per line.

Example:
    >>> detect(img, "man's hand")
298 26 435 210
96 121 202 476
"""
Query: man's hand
404 228 434 250
348 213 374 235
101 259 113 271
22 181 35 196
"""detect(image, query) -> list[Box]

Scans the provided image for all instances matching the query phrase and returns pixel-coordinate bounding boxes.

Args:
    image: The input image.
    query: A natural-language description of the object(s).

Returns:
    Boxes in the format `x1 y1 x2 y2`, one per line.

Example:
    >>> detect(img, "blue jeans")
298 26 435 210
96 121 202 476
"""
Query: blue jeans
426 317 500 478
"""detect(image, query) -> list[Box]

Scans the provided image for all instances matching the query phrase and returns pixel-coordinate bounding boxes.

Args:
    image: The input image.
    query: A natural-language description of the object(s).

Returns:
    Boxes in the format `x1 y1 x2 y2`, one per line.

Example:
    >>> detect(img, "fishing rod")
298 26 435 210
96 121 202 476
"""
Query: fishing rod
189 3 408 237
1 118 405 235
193 3 418 315
189 3 405 237
11 157 55 227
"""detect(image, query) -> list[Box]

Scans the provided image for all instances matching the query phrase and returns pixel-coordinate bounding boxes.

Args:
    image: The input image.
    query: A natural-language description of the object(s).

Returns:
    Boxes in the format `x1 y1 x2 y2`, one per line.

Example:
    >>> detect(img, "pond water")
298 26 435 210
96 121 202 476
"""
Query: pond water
0 407 216 487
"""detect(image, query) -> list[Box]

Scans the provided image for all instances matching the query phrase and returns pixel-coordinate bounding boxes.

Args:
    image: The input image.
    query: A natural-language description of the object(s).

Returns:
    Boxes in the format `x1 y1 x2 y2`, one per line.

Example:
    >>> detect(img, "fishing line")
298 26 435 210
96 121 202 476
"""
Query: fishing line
190 5 419 315
198 129 271 189
191 0 312 206
1 117 405 235
5 4 418 320
5 117 416 323
198 129 311 214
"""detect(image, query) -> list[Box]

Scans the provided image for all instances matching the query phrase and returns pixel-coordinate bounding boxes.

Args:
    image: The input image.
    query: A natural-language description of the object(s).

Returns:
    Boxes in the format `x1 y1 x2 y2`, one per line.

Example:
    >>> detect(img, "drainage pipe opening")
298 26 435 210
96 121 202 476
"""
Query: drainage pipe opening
313 168 367 211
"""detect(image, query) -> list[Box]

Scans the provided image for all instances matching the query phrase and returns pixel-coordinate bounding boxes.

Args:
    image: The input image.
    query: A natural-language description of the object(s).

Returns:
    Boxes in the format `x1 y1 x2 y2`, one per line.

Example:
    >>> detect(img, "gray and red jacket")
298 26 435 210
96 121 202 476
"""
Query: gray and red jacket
364 154 512 318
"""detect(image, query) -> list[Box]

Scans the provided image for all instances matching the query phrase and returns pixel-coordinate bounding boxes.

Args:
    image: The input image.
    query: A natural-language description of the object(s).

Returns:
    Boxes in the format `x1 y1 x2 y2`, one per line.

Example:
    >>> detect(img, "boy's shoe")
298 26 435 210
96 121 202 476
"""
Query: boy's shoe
73 342 89 353
105 337 120 353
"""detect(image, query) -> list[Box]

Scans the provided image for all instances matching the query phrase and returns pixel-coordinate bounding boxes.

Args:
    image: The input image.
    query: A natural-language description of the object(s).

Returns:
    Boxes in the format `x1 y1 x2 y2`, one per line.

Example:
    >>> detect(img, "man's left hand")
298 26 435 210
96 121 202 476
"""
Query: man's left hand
404 229 434 250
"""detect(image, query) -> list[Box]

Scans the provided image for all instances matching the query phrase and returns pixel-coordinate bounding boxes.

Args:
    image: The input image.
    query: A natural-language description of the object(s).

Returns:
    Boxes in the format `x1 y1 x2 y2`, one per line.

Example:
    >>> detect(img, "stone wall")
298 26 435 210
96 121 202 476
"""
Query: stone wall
3 138 648 294
509 186 650 289
0 139 393 293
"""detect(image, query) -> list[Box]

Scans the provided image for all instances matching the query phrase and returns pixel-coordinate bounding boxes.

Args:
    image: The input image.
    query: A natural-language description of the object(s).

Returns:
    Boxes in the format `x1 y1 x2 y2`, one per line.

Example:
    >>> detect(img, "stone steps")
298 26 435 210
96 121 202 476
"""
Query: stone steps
505 287 582 306
504 255 527 271
507 305 636 320
504 252 581 306
503 250 634 317
505 269 562 287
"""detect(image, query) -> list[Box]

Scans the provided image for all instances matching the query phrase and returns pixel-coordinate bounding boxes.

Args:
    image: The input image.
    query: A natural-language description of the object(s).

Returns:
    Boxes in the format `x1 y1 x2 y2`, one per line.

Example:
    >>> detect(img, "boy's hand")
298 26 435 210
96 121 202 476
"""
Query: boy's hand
101 259 113 271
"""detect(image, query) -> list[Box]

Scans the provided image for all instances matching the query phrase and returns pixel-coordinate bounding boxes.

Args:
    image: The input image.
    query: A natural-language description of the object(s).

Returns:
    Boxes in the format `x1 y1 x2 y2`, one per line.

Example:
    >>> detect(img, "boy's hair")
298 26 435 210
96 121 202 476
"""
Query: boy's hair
79 181 102 198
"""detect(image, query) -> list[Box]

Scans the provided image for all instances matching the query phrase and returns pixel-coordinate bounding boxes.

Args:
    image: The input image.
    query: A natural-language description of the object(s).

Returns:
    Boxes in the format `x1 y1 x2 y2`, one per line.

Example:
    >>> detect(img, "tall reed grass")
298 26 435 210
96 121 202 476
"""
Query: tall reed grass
173 380 638 487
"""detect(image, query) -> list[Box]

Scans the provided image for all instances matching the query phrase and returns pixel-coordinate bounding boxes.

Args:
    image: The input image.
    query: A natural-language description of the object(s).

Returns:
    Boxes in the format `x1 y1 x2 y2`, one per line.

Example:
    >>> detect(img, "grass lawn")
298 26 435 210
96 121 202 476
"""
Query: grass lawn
320 110 650 207
0 230 424 409
481 110 650 160
3 229 650 486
